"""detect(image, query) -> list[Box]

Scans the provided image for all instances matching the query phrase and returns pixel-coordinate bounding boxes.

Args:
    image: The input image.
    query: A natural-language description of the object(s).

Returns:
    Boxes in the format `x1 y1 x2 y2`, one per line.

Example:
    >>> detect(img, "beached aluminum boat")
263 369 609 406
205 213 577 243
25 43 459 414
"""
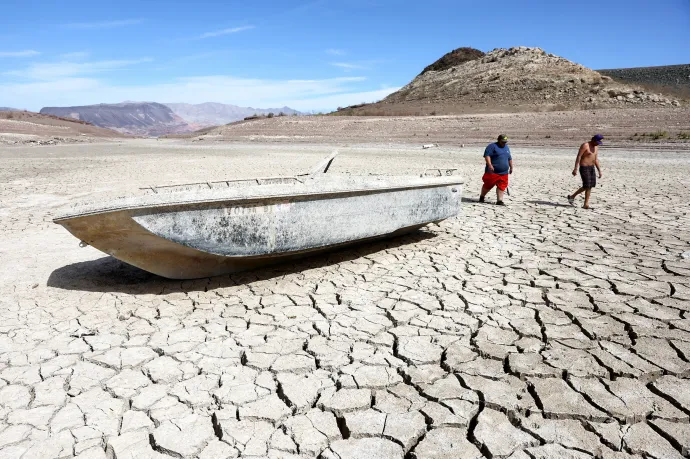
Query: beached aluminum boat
54 153 463 279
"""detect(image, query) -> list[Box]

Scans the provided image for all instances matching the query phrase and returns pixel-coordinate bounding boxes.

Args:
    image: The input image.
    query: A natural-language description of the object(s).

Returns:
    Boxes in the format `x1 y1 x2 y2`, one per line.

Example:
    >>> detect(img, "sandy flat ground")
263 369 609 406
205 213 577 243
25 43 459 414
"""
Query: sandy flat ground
1 139 689 458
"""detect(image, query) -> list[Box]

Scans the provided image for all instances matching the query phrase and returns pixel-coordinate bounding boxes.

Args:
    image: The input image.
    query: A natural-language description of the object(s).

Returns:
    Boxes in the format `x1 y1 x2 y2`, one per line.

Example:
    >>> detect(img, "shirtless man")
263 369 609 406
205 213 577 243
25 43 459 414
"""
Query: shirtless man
568 134 603 209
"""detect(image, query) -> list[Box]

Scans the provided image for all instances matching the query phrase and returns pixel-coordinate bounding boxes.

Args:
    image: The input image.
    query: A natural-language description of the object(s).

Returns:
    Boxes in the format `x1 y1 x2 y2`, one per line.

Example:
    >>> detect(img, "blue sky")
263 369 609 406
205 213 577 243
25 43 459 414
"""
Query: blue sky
1 0 688 112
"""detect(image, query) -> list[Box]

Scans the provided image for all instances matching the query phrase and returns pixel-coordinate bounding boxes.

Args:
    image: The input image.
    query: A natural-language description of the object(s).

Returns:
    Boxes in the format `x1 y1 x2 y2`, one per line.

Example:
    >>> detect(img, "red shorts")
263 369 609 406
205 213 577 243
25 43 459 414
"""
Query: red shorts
482 173 509 191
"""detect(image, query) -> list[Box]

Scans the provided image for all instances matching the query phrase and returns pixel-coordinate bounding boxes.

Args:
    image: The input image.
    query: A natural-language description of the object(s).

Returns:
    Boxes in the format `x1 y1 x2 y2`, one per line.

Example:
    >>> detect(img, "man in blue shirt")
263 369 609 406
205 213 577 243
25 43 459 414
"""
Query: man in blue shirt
479 134 513 205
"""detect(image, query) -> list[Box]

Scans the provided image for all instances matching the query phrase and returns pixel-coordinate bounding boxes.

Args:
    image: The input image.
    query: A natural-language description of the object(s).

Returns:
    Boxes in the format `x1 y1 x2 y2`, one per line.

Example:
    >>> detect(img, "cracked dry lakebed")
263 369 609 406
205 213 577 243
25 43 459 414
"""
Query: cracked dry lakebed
0 139 689 459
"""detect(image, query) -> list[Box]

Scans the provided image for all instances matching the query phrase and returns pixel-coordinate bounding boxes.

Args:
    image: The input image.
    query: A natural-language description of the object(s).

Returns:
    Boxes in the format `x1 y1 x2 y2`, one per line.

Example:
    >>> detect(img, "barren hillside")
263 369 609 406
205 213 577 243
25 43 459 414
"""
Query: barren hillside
598 64 690 100
338 47 683 116
0 111 127 145
179 107 690 149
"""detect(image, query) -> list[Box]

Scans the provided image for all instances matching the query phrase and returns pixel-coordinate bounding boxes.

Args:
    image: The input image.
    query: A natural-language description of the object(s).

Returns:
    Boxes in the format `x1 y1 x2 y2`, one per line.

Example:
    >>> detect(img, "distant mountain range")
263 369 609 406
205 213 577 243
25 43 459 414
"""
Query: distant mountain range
40 102 193 136
39 101 302 136
0 107 21 111
165 102 301 127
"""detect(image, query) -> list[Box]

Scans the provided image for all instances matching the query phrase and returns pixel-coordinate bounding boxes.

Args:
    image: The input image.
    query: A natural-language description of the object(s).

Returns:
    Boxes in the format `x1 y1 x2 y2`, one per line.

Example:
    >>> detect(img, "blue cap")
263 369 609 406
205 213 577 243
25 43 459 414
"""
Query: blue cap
592 134 604 145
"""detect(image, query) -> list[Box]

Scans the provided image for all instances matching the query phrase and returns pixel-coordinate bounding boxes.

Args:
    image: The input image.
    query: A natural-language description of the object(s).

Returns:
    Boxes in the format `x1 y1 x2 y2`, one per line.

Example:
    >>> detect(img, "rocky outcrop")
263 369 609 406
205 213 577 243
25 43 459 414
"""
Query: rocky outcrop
419 47 485 75
339 47 682 115
40 102 196 136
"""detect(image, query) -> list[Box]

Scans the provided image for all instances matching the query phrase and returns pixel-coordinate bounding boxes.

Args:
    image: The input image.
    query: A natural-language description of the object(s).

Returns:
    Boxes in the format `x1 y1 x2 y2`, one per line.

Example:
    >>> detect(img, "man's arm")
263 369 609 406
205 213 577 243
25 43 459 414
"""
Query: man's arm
509 159 513 174
485 155 494 172
573 144 586 176
595 153 602 178
483 145 495 172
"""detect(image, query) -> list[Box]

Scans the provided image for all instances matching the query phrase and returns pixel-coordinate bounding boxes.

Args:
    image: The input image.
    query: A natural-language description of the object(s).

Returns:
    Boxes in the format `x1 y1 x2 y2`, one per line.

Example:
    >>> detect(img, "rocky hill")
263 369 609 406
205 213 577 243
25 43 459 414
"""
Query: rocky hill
337 47 682 116
0 107 21 111
598 64 690 100
164 102 301 127
40 102 196 136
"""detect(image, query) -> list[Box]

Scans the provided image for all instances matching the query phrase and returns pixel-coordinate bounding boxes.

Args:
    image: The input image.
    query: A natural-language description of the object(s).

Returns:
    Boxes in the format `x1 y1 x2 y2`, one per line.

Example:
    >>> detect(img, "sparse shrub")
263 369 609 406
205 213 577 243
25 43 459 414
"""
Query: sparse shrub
267 112 274 118
545 135 551 138
678 131 690 140
430 110 437 116
650 130 668 140
278 112 286 117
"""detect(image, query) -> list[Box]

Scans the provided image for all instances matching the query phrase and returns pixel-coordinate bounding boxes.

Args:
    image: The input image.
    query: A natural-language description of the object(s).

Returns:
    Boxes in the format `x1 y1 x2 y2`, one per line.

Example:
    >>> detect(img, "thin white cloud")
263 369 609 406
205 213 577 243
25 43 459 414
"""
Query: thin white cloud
4 58 153 80
0 50 40 58
0 74 395 112
60 51 90 60
63 19 143 29
326 49 345 56
330 62 365 70
199 26 254 39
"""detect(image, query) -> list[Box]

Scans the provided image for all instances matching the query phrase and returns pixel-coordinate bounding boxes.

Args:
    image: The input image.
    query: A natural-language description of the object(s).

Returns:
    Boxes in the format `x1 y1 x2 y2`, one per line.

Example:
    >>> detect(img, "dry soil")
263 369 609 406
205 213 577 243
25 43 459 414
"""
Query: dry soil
0 139 689 458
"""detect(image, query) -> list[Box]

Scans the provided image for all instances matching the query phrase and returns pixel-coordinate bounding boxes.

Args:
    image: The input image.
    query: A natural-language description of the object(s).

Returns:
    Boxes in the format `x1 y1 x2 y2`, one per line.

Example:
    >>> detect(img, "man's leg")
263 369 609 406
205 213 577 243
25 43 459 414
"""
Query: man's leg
568 187 585 205
571 187 585 198
495 175 508 204
583 188 592 208
480 184 493 202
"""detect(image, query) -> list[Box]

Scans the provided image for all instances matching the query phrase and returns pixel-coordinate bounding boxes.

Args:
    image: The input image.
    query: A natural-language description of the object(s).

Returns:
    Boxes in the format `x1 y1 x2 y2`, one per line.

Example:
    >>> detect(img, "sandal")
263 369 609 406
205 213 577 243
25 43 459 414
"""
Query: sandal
496 201 506 206
567 195 575 205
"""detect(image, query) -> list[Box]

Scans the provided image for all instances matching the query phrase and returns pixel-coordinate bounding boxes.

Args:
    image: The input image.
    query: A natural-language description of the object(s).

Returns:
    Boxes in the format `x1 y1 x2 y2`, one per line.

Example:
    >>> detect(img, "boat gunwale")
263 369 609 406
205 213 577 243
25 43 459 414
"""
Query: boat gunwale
139 174 310 193
53 178 463 223
138 167 461 192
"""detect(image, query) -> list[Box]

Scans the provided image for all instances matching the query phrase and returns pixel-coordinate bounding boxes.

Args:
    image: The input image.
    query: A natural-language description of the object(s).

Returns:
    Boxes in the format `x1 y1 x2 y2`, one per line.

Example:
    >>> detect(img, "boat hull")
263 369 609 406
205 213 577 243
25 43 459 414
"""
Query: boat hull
55 180 462 279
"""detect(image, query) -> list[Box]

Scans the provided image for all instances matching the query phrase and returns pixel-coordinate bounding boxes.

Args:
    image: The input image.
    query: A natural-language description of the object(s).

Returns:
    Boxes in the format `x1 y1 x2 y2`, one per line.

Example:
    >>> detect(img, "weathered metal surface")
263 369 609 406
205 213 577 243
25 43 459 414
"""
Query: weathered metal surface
54 172 463 279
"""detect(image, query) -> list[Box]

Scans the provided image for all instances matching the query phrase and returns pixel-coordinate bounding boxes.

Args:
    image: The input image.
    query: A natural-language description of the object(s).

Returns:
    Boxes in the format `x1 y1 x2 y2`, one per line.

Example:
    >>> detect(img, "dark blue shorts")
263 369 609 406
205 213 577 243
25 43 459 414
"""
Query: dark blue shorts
580 166 596 188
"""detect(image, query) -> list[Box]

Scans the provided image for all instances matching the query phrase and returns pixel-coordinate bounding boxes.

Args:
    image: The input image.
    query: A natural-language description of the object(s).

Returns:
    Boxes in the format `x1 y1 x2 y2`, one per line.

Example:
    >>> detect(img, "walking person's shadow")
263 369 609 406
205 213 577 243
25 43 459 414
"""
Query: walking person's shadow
526 200 572 208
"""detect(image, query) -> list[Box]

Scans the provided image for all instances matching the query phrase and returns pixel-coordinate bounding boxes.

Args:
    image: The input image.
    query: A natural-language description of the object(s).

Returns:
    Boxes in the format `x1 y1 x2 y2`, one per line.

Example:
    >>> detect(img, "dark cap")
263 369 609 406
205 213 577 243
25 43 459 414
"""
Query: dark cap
497 134 508 142
592 134 604 145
